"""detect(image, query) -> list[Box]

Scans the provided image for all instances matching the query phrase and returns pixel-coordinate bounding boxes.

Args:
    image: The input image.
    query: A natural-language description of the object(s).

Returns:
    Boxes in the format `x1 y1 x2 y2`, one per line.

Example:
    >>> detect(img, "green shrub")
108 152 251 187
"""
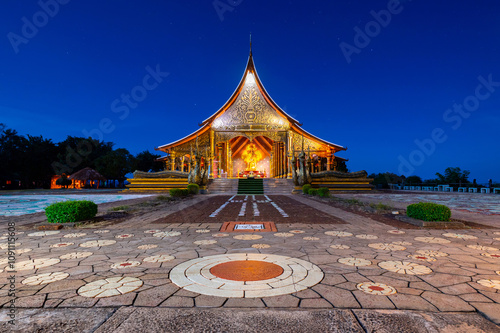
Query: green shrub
169 188 189 197
317 187 330 197
308 188 318 196
45 200 98 223
302 184 312 194
406 202 451 221
156 195 172 201
187 183 200 195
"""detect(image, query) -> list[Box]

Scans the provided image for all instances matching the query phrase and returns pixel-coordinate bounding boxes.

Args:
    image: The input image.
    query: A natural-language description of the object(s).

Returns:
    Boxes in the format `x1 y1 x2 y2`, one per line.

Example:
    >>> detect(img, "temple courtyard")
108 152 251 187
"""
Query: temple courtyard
1 191 500 332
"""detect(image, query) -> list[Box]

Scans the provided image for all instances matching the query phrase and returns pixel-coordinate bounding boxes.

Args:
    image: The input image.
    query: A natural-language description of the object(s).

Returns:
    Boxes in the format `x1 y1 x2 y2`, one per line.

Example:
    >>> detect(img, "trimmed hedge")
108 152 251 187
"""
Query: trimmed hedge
406 202 451 221
308 188 318 196
317 187 330 198
169 188 190 197
187 183 200 195
302 184 312 194
45 200 98 223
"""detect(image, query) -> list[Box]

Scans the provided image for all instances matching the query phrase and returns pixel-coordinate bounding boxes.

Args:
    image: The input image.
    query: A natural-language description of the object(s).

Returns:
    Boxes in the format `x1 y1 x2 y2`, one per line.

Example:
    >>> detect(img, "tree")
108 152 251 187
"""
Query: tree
368 172 405 189
405 175 422 185
22 135 58 188
95 148 134 187
435 167 470 185
0 126 27 188
132 150 163 172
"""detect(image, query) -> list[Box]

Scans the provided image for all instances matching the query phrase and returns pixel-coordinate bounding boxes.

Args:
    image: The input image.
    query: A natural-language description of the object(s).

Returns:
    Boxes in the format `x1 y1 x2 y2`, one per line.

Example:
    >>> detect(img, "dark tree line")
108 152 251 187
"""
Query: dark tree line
0 124 163 189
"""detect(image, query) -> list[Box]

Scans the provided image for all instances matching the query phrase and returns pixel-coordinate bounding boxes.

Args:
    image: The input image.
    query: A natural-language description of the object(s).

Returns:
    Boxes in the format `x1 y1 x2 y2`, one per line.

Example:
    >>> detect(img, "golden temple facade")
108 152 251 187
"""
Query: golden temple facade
154 51 349 180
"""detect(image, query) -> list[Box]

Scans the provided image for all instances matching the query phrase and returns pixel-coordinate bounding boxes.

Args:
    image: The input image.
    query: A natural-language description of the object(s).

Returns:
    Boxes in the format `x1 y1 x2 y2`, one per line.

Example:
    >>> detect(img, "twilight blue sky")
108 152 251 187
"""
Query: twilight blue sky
1 1 499 182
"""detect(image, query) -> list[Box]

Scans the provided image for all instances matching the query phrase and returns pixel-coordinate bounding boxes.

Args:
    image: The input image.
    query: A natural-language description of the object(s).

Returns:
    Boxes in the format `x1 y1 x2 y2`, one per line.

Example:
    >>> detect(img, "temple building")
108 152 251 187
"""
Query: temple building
154 50 349 180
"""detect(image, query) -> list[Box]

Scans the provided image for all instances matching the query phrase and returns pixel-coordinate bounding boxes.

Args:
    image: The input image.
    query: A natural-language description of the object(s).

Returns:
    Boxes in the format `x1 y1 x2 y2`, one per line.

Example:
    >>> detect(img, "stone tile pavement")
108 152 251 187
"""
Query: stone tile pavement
1 193 499 332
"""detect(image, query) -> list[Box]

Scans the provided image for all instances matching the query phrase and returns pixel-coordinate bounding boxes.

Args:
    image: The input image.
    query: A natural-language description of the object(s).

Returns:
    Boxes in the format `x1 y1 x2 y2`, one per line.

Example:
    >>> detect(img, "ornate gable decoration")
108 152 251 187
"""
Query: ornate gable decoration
211 73 290 132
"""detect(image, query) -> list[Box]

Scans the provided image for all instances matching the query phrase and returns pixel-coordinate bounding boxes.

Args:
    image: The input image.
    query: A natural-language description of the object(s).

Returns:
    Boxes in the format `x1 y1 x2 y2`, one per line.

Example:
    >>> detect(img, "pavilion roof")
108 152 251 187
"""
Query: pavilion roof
69 167 106 181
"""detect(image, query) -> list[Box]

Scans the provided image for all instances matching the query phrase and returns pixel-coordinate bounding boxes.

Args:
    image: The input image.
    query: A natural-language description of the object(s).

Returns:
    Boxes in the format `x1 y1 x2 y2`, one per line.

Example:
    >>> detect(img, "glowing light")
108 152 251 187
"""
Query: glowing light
241 142 263 171
245 72 255 85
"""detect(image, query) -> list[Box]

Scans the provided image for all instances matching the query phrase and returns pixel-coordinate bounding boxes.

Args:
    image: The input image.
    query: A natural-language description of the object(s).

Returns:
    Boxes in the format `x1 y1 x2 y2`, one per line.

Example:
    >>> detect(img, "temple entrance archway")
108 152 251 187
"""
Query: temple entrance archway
229 136 273 178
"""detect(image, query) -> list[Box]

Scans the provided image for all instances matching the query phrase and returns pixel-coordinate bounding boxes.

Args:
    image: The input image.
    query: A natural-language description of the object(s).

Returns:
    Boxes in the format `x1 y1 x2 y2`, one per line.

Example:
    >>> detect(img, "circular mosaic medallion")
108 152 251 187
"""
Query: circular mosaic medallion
143 254 175 263
407 254 436 262
94 230 110 234
356 234 378 240
274 233 294 238
378 260 432 275
467 245 499 252
338 257 372 267
8 258 60 271
234 234 262 240
50 242 74 248
477 279 500 290
368 243 406 251
60 252 93 260
144 229 161 234
303 237 320 241
80 240 116 248
212 233 229 238
480 253 500 259
78 276 143 298
22 272 69 286
111 261 141 269
387 230 405 234
196 229 211 233
414 237 450 244
330 244 350 250
325 231 353 237
64 233 87 238
289 230 305 234
252 244 271 249
0 243 21 250
210 260 284 281
416 249 449 257
138 244 158 250
392 241 412 246
169 253 323 298
115 234 134 239
194 240 218 245
442 233 478 240
357 282 396 295
28 231 60 237
153 231 181 238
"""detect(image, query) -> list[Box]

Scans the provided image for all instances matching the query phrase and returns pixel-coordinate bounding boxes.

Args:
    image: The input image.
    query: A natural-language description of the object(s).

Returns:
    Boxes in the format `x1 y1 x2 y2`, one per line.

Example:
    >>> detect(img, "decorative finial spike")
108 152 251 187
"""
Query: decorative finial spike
249 33 252 55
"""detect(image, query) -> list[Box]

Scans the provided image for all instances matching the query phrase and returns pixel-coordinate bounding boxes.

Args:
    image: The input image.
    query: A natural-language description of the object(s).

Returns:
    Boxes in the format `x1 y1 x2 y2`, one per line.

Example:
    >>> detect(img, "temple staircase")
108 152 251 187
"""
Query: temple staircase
263 178 294 194
238 178 264 195
208 179 238 194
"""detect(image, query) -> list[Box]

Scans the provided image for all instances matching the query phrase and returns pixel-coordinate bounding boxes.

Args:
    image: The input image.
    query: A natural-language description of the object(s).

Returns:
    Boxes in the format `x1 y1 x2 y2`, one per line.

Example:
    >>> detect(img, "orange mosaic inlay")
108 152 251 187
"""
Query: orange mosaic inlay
210 260 284 281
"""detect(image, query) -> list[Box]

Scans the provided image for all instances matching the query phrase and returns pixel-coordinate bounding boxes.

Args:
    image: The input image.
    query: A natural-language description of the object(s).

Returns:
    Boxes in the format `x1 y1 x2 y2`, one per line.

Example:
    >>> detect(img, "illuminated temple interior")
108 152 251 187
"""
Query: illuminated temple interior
155 49 348 179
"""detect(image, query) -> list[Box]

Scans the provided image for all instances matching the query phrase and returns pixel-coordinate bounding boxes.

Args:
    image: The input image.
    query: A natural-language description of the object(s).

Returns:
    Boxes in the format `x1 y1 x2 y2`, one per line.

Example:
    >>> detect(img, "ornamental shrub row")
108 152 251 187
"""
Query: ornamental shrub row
45 200 98 223
406 202 451 221
169 188 190 197
187 183 200 194
302 184 312 194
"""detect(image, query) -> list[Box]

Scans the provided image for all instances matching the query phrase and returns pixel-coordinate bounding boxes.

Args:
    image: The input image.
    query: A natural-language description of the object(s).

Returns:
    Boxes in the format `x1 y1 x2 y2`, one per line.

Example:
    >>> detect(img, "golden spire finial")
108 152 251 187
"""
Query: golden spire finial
249 33 252 56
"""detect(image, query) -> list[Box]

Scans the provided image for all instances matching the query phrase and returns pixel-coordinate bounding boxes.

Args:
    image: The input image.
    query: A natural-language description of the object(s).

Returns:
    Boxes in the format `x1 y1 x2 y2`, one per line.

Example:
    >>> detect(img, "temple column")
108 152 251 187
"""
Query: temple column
170 152 176 171
209 130 215 178
327 150 331 171
181 156 185 172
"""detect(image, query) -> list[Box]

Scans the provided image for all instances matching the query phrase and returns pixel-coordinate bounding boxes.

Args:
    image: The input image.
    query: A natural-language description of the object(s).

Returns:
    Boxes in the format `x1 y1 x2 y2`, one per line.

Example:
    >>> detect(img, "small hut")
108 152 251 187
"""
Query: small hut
69 167 107 189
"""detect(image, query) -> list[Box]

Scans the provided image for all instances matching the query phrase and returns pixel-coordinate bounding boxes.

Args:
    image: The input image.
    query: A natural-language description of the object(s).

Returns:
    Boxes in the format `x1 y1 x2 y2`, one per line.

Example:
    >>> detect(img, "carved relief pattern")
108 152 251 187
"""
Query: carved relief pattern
290 132 324 152
172 132 210 154
215 131 286 144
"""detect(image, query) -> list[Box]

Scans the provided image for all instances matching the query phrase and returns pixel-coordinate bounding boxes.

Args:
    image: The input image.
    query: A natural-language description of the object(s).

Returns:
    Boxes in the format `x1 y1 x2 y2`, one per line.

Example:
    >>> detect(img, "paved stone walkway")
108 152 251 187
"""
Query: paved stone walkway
1 193 500 332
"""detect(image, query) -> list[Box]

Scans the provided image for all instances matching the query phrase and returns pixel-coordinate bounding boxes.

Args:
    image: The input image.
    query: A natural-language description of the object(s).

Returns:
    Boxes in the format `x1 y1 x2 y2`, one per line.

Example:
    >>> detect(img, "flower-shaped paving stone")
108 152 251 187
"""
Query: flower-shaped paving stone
143 254 175 263
252 244 271 249
50 243 74 248
78 276 143 298
467 245 499 252
194 240 218 245
212 233 229 237
0 243 21 250
477 279 500 290
111 261 141 269
416 249 448 257
138 244 158 250
94 230 110 234
7 258 60 271
21 272 69 286
289 230 305 234
357 282 396 295
330 244 350 250
234 234 263 240
64 233 87 238
144 230 161 234
392 241 412 246
303 237 320 241
368 243 406 251
378 261 432 275
60 252 93 260
28 231 60 237
407 254 436 262
414 237 450 244
442 233 478 240
115 234 134 239
80 240 116 248
325 231 353 237
196 229 211 233
273 233 294 238
495 238 500 241
387 230 405 234
480 253 500 259
153 231 181 238
356 234 378 240
338 257 372 267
